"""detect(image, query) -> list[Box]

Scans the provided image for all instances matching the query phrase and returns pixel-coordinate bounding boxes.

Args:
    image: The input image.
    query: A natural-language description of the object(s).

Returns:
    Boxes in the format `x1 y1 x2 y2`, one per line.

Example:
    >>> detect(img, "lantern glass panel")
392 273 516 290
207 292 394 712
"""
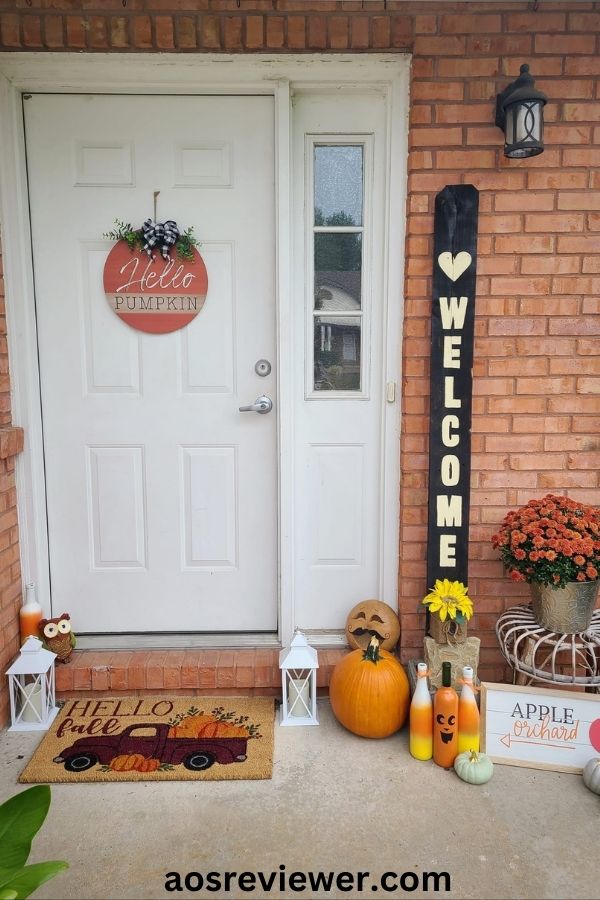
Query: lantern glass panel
505 100 543 158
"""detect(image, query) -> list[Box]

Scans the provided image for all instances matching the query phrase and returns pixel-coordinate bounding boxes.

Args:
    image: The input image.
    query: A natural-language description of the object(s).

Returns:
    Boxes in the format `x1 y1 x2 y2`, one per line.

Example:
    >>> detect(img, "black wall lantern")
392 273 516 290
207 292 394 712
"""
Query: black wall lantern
496 64 548 159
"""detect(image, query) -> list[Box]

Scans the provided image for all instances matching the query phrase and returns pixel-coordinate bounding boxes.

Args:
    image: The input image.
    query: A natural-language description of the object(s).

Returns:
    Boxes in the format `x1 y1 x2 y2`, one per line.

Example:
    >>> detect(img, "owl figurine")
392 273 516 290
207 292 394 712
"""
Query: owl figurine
39 613 76 663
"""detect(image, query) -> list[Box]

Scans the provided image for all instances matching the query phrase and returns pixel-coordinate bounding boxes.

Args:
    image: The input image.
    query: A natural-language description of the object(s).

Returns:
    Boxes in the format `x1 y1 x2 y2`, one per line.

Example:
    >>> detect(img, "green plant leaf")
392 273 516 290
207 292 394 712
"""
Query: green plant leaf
0 787 51 871
0 863 68 900
0 888 18 899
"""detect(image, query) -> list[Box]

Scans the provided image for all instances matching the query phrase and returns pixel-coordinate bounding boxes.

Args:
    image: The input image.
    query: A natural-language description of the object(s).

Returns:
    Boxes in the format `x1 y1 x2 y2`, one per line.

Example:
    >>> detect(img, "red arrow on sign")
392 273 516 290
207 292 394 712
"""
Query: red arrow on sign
499 733 575 751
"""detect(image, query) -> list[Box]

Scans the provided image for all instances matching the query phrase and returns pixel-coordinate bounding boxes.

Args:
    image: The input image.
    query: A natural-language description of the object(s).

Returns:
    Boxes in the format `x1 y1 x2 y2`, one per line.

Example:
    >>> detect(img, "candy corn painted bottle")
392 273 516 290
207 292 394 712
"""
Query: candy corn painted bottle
409 662 433 761
458 665 480 754
19 582 43 644
433 661 459 768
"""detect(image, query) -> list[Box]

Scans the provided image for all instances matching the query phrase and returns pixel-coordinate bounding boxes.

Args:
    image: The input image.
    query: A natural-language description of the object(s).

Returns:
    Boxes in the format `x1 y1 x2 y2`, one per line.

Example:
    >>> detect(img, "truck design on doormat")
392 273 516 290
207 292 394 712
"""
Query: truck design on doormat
53 706 262 774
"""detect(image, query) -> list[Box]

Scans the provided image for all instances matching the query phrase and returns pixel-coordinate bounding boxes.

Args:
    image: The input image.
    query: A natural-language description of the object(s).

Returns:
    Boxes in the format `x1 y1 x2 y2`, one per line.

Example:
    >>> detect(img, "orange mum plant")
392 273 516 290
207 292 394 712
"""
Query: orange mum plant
492 494 600 588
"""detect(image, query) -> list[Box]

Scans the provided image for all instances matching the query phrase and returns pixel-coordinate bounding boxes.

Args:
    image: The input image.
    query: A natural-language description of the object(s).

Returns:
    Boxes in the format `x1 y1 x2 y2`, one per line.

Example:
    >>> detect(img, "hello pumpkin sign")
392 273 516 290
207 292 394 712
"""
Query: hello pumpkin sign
103 219 208 335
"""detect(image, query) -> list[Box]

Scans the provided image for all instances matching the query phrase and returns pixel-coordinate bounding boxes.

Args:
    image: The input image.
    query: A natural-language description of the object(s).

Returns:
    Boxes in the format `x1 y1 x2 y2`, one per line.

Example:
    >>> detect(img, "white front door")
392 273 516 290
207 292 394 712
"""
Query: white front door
25 94 277 634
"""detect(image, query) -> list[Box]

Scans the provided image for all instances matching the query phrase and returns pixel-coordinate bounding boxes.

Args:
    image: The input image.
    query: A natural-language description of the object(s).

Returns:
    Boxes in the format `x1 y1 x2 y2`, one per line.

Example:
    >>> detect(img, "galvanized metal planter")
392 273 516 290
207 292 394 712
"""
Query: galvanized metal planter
530 581 600 633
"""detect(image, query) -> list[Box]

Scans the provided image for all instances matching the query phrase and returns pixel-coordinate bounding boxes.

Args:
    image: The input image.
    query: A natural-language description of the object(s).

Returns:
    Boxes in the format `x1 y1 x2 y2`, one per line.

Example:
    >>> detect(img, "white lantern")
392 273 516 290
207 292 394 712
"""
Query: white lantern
279 631 319 726
6 637 59 731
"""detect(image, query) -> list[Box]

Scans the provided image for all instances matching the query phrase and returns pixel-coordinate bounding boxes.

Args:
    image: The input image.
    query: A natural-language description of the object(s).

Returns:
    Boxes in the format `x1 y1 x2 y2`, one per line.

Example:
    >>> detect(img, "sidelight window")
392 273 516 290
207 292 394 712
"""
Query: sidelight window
309 140 370 396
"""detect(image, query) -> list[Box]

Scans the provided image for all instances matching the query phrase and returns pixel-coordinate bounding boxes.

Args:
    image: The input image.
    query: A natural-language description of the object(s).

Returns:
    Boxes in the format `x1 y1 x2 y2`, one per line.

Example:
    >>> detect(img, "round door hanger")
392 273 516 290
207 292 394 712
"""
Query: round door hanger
103 240 208 335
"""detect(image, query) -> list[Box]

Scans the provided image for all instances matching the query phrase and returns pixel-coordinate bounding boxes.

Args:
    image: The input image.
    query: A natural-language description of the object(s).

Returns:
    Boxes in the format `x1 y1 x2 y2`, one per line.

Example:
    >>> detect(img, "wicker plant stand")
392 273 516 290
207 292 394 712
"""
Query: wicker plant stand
496 605 600 692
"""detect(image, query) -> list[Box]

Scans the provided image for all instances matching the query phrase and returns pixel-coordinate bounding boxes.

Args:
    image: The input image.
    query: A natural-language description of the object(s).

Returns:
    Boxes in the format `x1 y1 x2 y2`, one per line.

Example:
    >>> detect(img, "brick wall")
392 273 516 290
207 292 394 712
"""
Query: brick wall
0 244 25 727
0 1 598 692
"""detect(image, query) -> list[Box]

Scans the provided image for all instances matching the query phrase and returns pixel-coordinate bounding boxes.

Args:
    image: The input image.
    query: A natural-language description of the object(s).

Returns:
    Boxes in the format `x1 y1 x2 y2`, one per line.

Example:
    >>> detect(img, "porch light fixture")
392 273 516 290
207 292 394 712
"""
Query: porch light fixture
279 631 319 726
6 636 59 731
495 64 547 159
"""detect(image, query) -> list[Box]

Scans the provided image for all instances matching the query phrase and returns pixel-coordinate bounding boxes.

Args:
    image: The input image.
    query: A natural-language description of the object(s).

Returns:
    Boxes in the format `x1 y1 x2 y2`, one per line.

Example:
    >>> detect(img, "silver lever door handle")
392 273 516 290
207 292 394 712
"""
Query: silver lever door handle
239 395 273 414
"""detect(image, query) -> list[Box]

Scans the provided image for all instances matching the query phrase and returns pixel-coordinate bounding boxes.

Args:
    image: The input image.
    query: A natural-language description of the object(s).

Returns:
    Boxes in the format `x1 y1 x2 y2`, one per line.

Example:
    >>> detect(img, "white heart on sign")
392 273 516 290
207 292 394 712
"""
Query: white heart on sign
438 251 472 282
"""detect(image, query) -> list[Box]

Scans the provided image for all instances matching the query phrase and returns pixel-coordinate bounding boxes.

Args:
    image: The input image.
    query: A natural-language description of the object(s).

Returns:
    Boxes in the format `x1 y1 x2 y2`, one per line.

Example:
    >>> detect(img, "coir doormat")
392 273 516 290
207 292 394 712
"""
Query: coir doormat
19 696 274 783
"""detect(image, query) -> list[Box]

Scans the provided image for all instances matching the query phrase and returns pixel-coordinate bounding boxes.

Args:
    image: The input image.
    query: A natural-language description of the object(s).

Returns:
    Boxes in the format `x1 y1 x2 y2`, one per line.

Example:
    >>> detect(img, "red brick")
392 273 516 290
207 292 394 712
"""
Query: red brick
22 15 42 47
549 317 600 336
438 57 500 78
44 14 64 48
576 378 600 395
565 57 600 77
287 15 305 49
155 15 174 49
391 14 411 49
243 15 262 49
372 15 390 49
266 15 284 48
176 16 197 49
222 15 241 49
524 213 584 233
0 14 19 47
546 124 592 145
349 15 368 49
410 127 462 147
412 82 464 102
413 34 465 55
436 149 496 169
328 15 348 49
564 103 600 122
538 80 594 100
507 12 566 33
88 15 107 49
548 398 598 414
308 14 326 49
522 256 581 276
535 34 595 54
201 14 220 49
440 13 501 33
66 15 86 48
110 16 129 48
469 34 532 56
133 16 152 49
414 14 436 35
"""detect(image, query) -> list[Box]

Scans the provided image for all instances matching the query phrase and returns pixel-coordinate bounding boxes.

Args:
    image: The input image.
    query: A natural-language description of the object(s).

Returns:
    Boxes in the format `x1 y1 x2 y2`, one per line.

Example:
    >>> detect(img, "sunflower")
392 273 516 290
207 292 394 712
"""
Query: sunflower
422 579 473 622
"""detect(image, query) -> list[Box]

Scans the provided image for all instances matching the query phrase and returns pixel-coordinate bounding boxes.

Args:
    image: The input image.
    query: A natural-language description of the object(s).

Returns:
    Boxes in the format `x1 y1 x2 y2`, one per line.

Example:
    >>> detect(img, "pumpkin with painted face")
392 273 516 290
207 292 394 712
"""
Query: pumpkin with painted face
345 600 401 652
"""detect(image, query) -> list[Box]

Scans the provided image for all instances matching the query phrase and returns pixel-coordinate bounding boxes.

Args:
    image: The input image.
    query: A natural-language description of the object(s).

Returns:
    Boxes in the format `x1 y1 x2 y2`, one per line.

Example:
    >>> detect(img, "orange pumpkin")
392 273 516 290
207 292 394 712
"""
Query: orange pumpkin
110 753 147 772
329 636 410 739
136 757 160 773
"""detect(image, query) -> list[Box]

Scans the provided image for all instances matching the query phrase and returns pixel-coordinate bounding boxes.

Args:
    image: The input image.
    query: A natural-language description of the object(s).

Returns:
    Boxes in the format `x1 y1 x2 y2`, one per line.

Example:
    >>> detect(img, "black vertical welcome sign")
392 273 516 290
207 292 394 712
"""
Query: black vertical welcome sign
426 184 479 593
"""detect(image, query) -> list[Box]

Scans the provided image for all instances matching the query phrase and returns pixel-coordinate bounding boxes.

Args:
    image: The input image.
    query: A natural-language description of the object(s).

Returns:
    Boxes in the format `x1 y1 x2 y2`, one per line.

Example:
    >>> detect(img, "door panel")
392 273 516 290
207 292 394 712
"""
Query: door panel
25 94 277 634
292 91 389 631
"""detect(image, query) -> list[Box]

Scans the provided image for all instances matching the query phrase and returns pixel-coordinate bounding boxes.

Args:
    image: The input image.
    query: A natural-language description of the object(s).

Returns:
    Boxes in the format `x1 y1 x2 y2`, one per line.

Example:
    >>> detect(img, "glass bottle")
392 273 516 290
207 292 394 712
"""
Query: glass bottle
458 665 480 754
433 660 459 768
410 662 433 760
19 582 43 644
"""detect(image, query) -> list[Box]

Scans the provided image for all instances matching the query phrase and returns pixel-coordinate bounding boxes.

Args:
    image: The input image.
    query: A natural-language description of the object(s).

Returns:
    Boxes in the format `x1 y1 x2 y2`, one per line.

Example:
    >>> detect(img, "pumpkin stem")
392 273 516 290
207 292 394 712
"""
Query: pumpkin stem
364 635 381 663
469 750 479 762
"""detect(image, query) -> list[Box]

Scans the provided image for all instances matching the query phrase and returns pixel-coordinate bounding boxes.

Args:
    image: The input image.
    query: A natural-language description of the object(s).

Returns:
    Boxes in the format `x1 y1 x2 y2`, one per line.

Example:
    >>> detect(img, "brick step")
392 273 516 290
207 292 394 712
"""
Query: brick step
54 648 348 698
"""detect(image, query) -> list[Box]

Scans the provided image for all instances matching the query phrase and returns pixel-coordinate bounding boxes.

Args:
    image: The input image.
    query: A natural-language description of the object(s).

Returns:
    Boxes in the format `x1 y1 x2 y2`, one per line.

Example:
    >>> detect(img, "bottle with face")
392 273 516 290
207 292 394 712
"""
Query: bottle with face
433 661 459 768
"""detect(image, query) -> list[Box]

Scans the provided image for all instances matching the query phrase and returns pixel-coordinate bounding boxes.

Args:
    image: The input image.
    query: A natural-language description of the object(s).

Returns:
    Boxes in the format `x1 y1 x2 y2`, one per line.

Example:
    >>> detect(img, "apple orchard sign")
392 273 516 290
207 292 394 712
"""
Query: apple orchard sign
103 239 208 335
427 184 479 591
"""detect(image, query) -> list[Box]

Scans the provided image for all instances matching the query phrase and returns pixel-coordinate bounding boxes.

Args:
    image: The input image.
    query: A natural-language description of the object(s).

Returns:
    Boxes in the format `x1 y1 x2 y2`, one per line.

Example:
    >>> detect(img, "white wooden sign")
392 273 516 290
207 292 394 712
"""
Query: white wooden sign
481 682 600 774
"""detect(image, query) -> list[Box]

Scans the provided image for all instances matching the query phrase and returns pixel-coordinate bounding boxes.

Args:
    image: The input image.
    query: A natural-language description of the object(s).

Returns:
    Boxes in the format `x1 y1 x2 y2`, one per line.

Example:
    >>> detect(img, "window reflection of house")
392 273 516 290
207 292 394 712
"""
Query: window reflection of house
314 271 361 391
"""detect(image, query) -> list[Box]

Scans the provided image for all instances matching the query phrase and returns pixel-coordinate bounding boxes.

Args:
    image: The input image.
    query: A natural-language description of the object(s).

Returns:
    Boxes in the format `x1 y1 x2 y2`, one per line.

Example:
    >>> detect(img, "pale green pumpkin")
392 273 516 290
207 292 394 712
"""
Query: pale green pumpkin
582 758 600 795
454 749 494 785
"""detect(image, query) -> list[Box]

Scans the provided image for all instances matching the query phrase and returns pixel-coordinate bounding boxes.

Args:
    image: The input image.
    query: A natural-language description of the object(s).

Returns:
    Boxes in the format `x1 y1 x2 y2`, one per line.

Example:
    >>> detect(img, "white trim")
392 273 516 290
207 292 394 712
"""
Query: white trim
379 70 409 606
0 53 410 645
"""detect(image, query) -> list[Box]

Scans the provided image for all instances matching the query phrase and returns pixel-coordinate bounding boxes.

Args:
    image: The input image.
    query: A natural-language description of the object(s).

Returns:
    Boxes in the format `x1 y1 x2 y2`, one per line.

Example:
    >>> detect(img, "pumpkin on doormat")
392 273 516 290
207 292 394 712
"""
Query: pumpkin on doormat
345 600 401 652
329 636 409 739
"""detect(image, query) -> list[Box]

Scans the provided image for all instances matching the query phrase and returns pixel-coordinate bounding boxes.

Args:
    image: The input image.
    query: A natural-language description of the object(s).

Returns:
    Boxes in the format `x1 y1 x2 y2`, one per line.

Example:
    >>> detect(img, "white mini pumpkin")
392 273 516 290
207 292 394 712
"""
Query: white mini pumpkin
582 758 600 795
454 750 494 785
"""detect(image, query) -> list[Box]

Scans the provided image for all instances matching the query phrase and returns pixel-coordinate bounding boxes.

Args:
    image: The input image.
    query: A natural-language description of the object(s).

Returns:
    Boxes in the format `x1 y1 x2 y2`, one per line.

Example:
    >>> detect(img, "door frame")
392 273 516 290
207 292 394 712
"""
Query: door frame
0 53 410 649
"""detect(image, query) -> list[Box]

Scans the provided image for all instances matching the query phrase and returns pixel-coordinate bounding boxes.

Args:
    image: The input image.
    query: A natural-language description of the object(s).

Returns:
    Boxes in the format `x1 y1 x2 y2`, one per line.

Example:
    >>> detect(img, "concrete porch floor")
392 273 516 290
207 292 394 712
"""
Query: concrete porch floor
0 701 597 900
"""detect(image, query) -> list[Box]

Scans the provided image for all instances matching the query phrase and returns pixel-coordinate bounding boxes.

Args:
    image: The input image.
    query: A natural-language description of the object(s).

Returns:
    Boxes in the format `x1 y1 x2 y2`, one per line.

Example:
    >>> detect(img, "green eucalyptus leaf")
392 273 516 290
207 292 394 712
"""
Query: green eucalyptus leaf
0 788 50 871
0 863 68 900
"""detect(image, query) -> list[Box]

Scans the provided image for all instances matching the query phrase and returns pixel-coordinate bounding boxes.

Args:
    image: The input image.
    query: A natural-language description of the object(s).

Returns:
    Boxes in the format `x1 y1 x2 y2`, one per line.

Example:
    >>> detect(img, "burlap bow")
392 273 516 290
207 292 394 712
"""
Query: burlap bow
141 219 180 260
